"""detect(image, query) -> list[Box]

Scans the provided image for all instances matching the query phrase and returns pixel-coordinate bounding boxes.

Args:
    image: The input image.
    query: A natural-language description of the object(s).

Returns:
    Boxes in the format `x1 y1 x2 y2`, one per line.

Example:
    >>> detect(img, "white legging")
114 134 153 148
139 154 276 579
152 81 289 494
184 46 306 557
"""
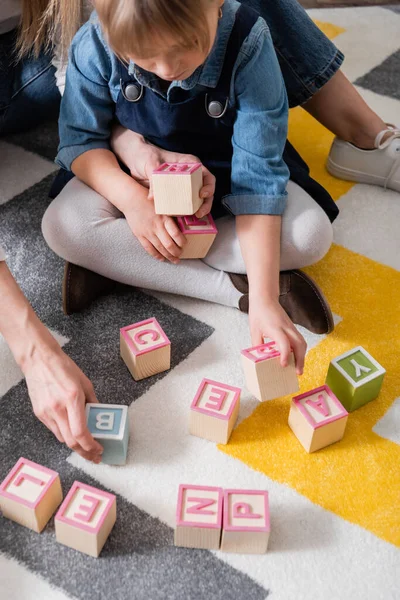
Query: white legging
42 178 333 308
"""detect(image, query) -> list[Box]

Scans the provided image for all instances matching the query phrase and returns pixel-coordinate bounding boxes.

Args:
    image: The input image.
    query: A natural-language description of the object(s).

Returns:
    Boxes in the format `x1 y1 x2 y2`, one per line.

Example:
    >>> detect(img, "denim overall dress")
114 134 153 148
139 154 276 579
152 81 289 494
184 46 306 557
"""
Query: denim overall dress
52 3 338 223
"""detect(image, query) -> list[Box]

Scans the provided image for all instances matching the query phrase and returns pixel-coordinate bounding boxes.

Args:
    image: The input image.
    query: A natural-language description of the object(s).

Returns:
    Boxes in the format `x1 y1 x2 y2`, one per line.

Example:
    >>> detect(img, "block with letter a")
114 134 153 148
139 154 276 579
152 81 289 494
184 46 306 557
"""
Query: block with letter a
326 345 386 412
177 214 218 259
152 162 203 216
0 457 63 532
55 481 116 557
120 317 171 381
189 379 241 444
220 489 270 554
86 404 129 465
241 340 299 401
174 484 223 549
288 384 348 453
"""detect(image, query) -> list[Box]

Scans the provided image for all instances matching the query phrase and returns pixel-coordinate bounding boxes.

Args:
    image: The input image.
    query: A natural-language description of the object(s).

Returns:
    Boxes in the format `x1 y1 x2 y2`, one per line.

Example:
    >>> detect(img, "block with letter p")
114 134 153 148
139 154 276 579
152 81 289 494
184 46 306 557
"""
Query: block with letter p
189 379 241 444
326 346 386 412
174 484 223 549
120 317 171 381
177 214 218 259
220 489 270 554
55 481 116 557
288 385 348 453
86 404 129 465
152 162 203 216
0 458 63 532
241 341 299 401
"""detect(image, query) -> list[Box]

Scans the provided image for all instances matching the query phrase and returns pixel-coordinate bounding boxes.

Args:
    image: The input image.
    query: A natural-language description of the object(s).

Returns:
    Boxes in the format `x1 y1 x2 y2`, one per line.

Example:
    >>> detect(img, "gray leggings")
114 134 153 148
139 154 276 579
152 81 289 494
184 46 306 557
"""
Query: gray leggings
42 178 333 308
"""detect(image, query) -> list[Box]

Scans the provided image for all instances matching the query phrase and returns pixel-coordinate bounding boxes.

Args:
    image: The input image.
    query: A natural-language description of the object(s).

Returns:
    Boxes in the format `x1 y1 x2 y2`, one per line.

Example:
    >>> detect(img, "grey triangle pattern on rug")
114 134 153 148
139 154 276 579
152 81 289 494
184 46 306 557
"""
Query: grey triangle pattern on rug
355 48 400 101
0 171 268 598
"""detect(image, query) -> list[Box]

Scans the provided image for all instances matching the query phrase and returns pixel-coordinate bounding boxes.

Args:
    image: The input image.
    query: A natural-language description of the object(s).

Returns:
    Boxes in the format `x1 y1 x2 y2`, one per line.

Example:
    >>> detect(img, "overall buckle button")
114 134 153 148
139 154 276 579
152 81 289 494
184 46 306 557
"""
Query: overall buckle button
208 100 224 118
123 83 142 102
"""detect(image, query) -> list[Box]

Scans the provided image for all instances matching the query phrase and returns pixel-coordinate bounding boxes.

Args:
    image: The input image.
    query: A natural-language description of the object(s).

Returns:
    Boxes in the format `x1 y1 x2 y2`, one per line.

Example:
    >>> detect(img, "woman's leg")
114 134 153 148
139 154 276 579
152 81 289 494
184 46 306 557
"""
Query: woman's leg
41 178 243 308
204 180 333 274
0 29 60 136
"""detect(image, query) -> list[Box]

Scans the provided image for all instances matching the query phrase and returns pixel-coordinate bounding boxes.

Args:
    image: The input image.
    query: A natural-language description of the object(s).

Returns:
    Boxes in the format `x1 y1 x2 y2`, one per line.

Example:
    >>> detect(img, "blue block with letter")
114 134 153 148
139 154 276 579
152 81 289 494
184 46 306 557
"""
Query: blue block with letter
86 404 129 465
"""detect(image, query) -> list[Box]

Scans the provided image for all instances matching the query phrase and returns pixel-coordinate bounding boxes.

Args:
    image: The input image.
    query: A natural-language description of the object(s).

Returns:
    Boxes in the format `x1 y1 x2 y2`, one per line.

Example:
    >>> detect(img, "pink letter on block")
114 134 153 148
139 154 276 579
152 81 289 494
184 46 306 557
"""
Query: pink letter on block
0 458 59 509
306 393 330 417
55 481 116 534
176 484 223 529
191 379 241 421
224 490 270 532
120 317 170 356
293 385 348 429
241 341 280 363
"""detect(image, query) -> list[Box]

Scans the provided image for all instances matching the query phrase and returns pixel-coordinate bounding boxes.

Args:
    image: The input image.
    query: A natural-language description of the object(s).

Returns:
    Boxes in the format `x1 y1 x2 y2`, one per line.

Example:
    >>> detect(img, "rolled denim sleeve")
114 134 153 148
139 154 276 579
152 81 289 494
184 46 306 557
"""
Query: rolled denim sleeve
222 22 290 216
56 23 115 171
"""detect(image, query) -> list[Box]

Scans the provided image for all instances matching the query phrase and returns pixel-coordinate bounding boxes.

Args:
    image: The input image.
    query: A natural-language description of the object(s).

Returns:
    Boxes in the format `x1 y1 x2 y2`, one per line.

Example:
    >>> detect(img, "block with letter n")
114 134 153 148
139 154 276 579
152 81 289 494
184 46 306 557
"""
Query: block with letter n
220 489 270 554
189 378 241 444
120 317 171 381
288 384 348 453
55 481 116 557
174 484 223 549
86 404 129 465
152 162 203 216
0 457 63 532
177 214 218 259
326 346 386 412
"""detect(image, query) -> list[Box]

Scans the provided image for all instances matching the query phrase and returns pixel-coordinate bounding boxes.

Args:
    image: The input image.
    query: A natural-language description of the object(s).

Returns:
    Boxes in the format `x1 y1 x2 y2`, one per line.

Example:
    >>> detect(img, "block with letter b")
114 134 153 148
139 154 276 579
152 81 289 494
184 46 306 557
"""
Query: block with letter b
55 481 116 557
174 484 223 549
220 489 270 554
189 379 241 444
0 458 63 532
177 214 218 259
241 341 299 401
86 404 129 465
326 346 386 412
288 385 348 453
120 317 171 381
152 162 203 216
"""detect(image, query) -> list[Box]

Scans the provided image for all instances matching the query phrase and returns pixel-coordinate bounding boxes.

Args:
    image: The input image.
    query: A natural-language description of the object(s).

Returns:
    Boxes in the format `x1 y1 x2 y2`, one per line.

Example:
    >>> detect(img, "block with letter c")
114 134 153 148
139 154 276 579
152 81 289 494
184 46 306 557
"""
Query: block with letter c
120 317 171 381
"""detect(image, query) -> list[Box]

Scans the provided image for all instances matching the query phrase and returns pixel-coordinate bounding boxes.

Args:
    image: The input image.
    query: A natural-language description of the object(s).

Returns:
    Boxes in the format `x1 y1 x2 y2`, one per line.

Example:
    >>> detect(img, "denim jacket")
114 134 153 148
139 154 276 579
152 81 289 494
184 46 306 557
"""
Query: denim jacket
57 0 290 216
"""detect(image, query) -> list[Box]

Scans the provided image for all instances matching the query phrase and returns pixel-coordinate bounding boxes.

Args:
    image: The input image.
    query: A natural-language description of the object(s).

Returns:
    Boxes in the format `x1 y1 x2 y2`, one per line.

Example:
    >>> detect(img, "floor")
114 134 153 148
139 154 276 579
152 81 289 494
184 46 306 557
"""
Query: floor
300 0 399 7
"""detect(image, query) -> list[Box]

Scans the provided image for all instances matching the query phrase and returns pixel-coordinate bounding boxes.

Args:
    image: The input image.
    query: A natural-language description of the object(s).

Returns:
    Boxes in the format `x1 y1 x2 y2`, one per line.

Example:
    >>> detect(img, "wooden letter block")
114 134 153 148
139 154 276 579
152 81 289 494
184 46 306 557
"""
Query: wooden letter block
120 317 171 381
220 489 270 554
288 385 348 453
152 162 203 216
0 458 62 532
177 214 218 259
86 404 129 465
189 378 240 444
55 481 116 557
326 346 386 412
174 484 223 550
241 341 299 401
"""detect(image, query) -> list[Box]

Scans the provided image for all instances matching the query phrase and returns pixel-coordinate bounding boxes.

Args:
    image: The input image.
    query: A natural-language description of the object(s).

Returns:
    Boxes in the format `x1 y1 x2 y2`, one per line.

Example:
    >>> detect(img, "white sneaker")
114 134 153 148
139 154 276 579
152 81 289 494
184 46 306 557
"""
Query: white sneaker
327 126 400 192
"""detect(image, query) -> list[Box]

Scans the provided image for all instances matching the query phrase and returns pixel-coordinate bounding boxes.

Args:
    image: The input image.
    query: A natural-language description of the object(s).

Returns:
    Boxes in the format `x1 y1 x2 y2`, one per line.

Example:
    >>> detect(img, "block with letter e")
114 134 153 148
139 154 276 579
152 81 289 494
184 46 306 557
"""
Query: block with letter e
152 162 203 216
174 484 223 549
0 457 63 532
326 346 386 412
220 489 270 554
177 214 218 259
241 341 299 401
86 404 129 465
120 317 171 381
288 385 348 453
189 378 241 444
55 481 116 557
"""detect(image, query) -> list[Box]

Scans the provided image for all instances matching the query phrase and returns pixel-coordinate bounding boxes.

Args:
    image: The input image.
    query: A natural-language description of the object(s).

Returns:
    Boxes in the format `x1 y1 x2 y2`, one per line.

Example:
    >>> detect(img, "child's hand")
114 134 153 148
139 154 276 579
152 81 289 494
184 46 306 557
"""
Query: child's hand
124 196 186 264
249 297 307 375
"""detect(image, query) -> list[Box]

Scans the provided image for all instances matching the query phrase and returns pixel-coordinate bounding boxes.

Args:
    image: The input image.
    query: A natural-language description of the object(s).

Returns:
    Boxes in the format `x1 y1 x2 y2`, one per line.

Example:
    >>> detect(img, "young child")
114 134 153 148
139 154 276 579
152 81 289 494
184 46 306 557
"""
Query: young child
43 0 339 374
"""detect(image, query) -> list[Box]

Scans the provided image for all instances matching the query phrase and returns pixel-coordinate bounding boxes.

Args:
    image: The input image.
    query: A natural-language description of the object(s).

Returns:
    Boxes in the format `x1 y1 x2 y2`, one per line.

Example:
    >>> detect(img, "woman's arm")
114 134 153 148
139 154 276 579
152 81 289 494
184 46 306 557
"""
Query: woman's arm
0 260 103 461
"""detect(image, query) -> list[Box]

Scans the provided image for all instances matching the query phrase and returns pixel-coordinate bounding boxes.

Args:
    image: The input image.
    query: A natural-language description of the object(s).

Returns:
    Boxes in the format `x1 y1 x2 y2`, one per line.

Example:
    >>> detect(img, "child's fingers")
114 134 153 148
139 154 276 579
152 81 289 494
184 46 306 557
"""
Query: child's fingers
151 235 180 263
138 237 166 262
196 197 213 219
274 331 291 368
164 218 187 248
156 228 182 260
288 332 307 375
200 165 216 199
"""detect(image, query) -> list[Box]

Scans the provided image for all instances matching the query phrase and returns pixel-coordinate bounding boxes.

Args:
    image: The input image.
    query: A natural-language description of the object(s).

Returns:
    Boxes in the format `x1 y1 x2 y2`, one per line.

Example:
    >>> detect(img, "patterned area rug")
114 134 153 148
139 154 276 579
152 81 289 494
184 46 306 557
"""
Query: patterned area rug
1 7 399 600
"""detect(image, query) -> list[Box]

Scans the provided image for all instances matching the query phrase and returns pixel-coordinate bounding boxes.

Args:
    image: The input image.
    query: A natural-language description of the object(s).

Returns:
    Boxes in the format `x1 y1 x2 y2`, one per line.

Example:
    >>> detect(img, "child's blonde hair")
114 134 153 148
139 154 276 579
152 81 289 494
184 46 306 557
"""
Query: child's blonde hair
94 0 214 60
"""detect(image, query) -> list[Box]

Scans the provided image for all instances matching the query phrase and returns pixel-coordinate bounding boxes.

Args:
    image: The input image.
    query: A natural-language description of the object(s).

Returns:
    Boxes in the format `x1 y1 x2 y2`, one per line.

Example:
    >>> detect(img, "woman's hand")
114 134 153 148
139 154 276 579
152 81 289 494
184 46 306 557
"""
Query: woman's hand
124 194 187 263
249 296 307 375
111 126 215 217
22 344 104 462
